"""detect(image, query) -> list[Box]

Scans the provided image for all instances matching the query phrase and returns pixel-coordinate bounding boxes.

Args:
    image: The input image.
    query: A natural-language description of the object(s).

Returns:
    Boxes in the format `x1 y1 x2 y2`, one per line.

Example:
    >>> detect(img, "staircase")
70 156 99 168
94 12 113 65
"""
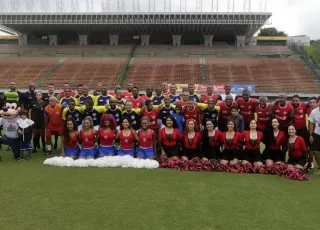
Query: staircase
200 57 207 84
38 57 67 88
117 43 138 85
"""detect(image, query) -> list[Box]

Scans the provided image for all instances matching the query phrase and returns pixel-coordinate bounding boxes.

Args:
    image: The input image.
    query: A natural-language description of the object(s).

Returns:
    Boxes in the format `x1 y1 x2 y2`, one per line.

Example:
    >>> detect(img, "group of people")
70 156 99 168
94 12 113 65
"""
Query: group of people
1 80 320 172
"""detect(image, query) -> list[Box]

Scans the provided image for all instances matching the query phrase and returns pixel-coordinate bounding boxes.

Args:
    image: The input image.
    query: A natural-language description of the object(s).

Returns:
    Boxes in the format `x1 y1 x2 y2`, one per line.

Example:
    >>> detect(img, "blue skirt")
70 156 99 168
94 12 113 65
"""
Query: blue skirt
118 148 135 157
136 146 155 159
79 147 98 158
20 140 32 151
65 146 80 158
98 145 116 156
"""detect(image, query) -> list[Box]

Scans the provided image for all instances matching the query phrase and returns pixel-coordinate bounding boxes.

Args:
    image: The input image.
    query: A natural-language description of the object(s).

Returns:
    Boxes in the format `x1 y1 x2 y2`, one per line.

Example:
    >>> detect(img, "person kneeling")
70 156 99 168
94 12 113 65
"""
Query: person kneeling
181 119 202 160
136 117 156 160
61 117 80 159
79 116 98 159
287 125 308 169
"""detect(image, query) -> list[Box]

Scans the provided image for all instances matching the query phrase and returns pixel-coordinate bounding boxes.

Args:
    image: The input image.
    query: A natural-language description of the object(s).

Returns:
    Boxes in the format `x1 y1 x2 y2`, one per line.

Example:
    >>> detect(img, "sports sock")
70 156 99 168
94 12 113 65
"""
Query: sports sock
46 145 52 151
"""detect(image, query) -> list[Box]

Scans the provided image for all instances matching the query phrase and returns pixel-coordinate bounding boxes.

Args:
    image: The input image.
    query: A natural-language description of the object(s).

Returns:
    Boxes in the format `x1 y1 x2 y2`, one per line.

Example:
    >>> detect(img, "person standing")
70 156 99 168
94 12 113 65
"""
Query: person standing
200 85 221 104
236 90 258 130
270 93 293 132
227 106 244 134
217 95 238 132
188 84 201 103
309 97 320 173
17 110 34 161
220 85 236 101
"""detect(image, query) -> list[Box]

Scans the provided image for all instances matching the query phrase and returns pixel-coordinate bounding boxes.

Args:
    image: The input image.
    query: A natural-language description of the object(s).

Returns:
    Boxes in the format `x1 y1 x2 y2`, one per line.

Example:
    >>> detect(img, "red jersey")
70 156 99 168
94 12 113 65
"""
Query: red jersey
158 128 181 147
200 95 220 104
184 106 201 128
288 136 307 157
64 132 79 148
176 100 188 107
218 101 238 130
162 90 171 96
44 104 63 129
142 107 159 130
119 130 135 150
292 103 307 129
140 95 153 102
221 132 242 150
242 131 263 150
138 130 153 148
182 132 202 149
273 103 293 128
81 130 96 148
99 128 116 146
306 106 313 116
267 131 286 150
130 96 144 108
59 91 75 98
122 91 133 100
236 97 258 124
255 104 271 130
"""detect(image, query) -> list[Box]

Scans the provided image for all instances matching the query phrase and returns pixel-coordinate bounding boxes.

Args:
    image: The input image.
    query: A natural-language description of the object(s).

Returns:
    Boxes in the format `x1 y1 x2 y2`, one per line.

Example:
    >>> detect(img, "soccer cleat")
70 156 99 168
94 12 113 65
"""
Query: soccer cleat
310 163 314 169
16 157 24 161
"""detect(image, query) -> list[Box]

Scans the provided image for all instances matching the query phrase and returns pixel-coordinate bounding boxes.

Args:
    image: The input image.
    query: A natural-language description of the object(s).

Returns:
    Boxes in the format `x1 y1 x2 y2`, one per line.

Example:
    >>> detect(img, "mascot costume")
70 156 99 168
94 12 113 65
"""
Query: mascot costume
0 97 21 160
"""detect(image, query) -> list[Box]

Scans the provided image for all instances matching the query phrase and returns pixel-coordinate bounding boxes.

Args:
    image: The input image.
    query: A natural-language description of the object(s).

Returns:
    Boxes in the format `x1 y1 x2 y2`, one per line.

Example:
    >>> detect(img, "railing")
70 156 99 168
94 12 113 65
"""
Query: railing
117 43 137 86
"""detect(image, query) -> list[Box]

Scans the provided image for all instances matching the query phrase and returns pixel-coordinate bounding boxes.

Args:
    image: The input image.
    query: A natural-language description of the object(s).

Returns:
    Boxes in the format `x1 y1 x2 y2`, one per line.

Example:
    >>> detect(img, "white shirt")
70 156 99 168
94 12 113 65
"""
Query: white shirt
0 117 20 139
309 107 320 135
221 93 237 101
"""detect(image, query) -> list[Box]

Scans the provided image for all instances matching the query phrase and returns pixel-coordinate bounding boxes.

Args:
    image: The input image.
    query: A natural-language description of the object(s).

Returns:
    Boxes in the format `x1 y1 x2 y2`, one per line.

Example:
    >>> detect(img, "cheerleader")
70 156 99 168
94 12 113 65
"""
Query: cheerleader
79 116 98 159
287 125 308 169
117 118 139 157
97 114 118 157
262 118 286 167
201 119 222 161
159 115 182 159
220 120 242 165
61 117 79 159
182 119 202 160
136 117 156 159
241 120 264 167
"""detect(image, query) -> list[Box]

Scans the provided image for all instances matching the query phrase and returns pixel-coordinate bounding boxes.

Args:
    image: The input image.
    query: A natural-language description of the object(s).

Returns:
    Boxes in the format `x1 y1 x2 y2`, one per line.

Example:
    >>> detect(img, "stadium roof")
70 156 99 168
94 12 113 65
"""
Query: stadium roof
0 12 271 36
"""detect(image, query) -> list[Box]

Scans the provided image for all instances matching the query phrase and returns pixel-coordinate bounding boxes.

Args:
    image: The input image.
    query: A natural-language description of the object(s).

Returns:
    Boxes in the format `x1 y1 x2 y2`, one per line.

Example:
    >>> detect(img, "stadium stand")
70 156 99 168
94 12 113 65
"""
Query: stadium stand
124 57 201 87
44 57 127 89
0 57 58 88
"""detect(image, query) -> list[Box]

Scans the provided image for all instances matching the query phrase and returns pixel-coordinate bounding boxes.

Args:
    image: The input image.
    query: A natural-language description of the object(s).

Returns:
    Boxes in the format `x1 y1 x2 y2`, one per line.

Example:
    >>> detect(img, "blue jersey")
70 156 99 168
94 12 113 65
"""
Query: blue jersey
107 107 122 127
97 95 112 106
60 97 74 109
159 106 176 124
170 95 181 104
116 99 126 107
152 96 164 105
189 94 200 103
173 113 184 133
80 95 95 106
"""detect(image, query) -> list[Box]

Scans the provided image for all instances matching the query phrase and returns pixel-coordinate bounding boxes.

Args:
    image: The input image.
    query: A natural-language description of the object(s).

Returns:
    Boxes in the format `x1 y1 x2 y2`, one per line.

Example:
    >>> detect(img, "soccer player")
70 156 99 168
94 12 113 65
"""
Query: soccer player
75 84 84 101
158 96 176 127
169 84 181 103
59 88 77 109
82 100 107 131
108 85 121 97
79 116 98 159
182 119 202 160
137 117 156 159
291 95 308 145
43 83 57 102
255 96 271 138
241 120 264 167
152 87 164 105
188 84 201 103
22 83 36 110
161 82 170 96
29 92 47 153
115 89 126 107
201 98 220 129
236 90 258 130
176 91 189 107
96 84 115 106
79 85 96 106
130 86 144 108
141 86 154 103
307 97 318 115
270 93 293 132
309 97 320 173
227 106 244 133
106 99 122 129
122 101 141 131
44 96 63 155
220 84 236 101
122 82 133 100
97 114 118 157
57 82 75 100
142 100 159 132
184 98 201 130
93 82 103 96
200 85 221 104
287 125 308 169
61 117 79 159
218 95 238 132
62 99 83 130
117 118 139 157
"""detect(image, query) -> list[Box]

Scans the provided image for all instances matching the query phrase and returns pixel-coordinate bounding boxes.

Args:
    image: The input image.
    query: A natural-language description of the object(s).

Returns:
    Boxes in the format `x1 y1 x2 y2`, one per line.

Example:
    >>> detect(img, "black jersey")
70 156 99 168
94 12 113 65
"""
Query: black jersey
29 100 48 128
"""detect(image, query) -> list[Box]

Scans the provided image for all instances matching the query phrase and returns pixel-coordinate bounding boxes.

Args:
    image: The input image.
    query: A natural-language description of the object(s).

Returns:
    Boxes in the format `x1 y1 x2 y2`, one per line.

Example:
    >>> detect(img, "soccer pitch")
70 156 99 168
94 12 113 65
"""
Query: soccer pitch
0 150 319 230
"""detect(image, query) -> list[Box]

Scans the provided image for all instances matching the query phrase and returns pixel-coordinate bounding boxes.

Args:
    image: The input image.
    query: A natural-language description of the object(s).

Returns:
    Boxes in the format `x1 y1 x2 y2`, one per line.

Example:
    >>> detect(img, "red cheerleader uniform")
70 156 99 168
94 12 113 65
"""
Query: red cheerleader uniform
182 132 202 159
221 132 242 161
159 128 181 157
242 131 263 163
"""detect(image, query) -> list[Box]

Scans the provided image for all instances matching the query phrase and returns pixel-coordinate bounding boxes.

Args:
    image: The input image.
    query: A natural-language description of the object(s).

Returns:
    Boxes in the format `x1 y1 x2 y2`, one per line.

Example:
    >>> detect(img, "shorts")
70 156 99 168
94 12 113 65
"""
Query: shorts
118 148 136 157
182 148 200 159
20 140 32 150
98 145 116 156
202 147 221 160
79 147 97 158
65 146 80 158
242 149 263 163
262 148 284 162
296 127 309 146
46 128 63 138
163 145 181 158
310 133 320 151
221 149 238 161
287 156 306 167
136 146 155 159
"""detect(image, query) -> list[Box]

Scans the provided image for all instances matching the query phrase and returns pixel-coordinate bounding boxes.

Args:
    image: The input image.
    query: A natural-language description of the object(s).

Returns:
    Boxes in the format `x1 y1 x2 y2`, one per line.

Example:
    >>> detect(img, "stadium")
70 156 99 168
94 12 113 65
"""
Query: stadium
0 0 320 230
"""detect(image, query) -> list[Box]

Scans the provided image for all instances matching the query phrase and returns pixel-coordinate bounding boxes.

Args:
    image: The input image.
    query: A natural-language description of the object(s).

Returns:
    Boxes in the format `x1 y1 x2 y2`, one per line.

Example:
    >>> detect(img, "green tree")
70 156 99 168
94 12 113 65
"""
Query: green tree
258 27 287 37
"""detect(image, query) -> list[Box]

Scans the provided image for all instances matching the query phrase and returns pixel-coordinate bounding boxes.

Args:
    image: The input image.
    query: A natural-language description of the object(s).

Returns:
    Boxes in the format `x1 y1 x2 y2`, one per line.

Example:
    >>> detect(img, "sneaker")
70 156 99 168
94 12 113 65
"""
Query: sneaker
310 162 314 169
16 157 24 161
44 151 52 155
32 149 37 153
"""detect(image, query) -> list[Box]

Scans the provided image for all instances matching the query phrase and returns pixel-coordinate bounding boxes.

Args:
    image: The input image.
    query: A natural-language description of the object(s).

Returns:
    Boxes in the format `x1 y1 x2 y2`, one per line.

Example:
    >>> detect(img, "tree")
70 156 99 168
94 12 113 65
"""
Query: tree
258 27 287 37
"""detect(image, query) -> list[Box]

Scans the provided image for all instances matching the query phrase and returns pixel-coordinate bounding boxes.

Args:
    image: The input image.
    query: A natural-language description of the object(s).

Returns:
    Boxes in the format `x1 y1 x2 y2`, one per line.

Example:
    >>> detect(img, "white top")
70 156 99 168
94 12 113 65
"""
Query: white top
309 107 320 135
221 93 237 101
0 117 20 139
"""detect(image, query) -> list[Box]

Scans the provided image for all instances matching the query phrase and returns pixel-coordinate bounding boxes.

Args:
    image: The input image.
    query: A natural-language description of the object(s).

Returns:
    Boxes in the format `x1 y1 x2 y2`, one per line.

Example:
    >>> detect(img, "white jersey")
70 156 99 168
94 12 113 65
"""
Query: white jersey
221 93 237 101
309 107 320 135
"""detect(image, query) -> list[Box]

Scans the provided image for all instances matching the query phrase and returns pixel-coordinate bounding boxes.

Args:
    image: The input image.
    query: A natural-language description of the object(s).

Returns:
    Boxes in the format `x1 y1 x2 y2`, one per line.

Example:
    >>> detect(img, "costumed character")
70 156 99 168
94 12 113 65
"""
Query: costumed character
0 100 22 160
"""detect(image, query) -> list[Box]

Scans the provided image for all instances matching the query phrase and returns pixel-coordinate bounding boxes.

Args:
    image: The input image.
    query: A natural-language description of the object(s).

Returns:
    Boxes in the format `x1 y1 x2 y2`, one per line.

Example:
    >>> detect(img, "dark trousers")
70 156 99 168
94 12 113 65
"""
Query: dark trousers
0 135 20 159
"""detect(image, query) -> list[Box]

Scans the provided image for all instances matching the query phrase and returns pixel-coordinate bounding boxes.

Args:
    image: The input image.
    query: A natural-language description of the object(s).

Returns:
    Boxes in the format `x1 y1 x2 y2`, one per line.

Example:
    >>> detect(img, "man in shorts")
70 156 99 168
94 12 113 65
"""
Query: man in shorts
308 96 320 173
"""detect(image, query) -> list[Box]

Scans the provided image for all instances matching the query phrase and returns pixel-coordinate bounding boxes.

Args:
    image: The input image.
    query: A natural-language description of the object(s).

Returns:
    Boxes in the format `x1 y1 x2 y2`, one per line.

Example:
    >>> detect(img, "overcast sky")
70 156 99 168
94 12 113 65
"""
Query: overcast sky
0 0 319 39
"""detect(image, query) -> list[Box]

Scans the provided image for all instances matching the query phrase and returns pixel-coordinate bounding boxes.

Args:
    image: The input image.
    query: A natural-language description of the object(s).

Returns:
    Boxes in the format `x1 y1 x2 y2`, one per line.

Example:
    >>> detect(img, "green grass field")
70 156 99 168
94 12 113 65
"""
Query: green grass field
0 148 319 230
